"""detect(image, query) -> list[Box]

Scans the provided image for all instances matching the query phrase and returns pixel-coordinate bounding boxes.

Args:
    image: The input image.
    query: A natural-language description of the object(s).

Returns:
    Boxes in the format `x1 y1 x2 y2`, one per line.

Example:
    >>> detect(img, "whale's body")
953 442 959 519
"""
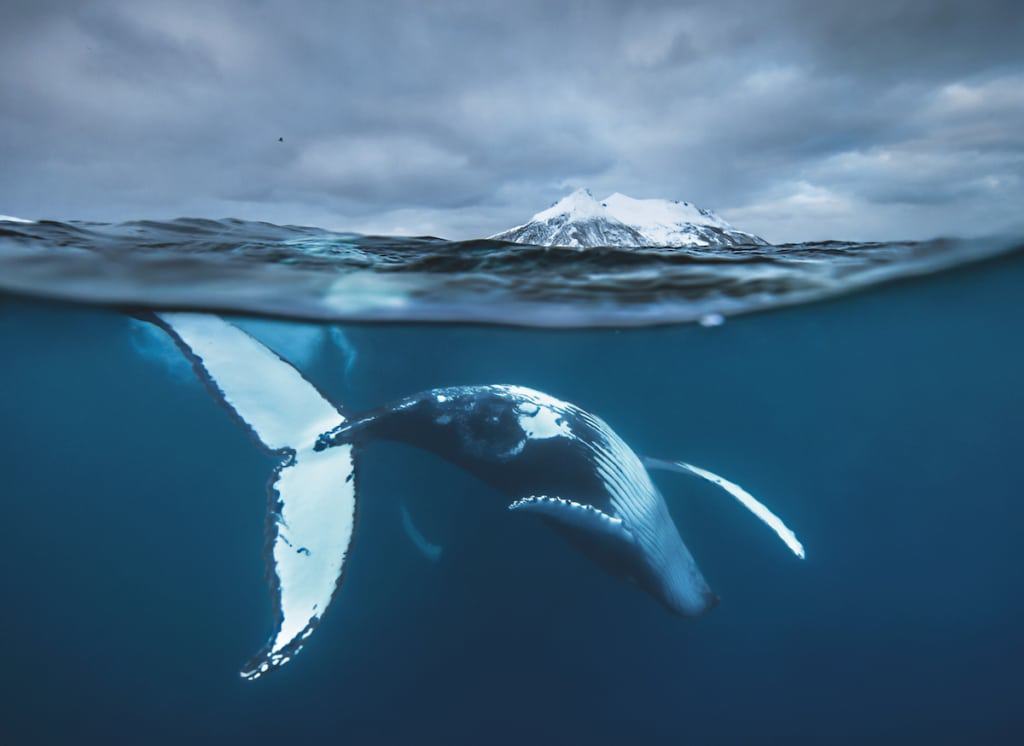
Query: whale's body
322 385 717 618
151 312 803 680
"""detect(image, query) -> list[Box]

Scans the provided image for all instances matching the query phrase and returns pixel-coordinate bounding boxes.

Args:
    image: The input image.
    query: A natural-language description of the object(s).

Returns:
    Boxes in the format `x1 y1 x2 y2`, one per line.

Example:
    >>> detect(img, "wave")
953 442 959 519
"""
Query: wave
0 216 1020 327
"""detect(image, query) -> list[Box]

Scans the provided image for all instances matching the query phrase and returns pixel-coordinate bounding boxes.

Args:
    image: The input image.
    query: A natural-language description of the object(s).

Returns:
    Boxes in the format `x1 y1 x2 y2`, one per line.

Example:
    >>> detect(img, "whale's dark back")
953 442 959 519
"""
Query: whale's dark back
351 385 618 512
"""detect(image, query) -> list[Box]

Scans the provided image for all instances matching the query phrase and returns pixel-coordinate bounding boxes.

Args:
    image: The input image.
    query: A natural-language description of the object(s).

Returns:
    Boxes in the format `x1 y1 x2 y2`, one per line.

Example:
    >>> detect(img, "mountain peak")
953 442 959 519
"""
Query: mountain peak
491 189 766 248
533 188 605 221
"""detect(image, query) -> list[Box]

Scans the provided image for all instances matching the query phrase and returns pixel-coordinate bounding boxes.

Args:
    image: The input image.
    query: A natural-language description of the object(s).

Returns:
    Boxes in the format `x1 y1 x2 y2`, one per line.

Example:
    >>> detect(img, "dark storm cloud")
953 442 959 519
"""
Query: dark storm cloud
1 0 1022 241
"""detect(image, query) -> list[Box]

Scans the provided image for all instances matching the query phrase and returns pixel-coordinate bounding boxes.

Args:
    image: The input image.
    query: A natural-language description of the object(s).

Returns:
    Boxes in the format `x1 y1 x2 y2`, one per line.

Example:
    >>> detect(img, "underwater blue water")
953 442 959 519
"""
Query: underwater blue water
2 249 1023 743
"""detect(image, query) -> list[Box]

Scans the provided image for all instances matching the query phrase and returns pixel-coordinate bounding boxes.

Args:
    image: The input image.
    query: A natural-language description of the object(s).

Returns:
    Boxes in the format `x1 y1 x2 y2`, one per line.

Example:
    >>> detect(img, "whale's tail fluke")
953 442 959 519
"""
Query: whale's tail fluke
152 312 357 680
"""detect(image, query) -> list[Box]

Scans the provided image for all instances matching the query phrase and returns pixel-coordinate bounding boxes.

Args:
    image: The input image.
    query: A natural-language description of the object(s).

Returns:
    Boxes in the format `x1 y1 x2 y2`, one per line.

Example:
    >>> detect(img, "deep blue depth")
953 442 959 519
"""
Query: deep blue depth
2 253 1023 743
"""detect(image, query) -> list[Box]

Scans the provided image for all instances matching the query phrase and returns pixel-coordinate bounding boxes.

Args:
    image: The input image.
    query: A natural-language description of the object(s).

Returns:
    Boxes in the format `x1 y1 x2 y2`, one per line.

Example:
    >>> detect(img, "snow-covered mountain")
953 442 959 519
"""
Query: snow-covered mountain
491 188 766 248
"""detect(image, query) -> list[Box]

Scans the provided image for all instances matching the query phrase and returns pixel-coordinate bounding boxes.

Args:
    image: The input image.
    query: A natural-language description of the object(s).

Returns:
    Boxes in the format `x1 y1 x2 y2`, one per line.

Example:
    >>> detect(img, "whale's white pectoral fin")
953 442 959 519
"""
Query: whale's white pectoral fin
152 312 356 680
644 457 805 559
508 496 635 546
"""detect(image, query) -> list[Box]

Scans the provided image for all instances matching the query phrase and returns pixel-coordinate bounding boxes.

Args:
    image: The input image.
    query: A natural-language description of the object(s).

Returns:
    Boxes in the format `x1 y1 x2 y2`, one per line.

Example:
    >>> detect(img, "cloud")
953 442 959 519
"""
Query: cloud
292 134 479 206
0 0 1021 241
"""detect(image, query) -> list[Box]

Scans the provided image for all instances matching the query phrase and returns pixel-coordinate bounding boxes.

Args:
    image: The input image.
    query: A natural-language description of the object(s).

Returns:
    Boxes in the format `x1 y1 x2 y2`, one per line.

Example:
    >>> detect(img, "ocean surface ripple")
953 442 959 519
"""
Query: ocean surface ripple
0 217 1020 327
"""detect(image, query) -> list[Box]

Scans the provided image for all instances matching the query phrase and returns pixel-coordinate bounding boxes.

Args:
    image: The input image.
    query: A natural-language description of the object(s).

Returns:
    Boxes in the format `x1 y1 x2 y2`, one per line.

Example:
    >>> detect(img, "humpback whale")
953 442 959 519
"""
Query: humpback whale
151 312 804 681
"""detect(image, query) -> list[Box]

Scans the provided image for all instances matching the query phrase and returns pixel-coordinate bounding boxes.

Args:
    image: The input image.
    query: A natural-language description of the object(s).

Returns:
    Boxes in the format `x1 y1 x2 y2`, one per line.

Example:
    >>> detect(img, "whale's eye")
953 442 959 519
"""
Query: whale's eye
456 400 526 461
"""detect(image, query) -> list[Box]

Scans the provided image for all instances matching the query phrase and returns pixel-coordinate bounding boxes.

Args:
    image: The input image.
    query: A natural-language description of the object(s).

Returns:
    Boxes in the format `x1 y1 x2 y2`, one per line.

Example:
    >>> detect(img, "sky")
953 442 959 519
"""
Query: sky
1 0 1022 243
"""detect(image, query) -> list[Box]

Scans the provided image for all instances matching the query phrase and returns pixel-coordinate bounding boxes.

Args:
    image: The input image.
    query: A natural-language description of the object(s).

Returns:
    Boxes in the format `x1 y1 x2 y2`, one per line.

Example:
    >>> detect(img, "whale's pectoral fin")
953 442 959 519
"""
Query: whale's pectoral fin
400 502 443 562
151 312 357 681
644 457 805 559
508 496 635 546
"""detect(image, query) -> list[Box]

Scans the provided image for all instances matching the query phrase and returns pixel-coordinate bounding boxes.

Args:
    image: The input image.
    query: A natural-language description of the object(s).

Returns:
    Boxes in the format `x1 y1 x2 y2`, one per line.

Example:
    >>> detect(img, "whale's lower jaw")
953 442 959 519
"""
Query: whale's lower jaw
507 494 717 617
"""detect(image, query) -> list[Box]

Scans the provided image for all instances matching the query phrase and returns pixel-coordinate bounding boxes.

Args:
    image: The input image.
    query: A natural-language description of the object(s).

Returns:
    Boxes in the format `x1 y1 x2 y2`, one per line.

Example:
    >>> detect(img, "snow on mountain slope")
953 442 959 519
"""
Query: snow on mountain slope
491 189 766 248
533 187 609 222
492 189 648 249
